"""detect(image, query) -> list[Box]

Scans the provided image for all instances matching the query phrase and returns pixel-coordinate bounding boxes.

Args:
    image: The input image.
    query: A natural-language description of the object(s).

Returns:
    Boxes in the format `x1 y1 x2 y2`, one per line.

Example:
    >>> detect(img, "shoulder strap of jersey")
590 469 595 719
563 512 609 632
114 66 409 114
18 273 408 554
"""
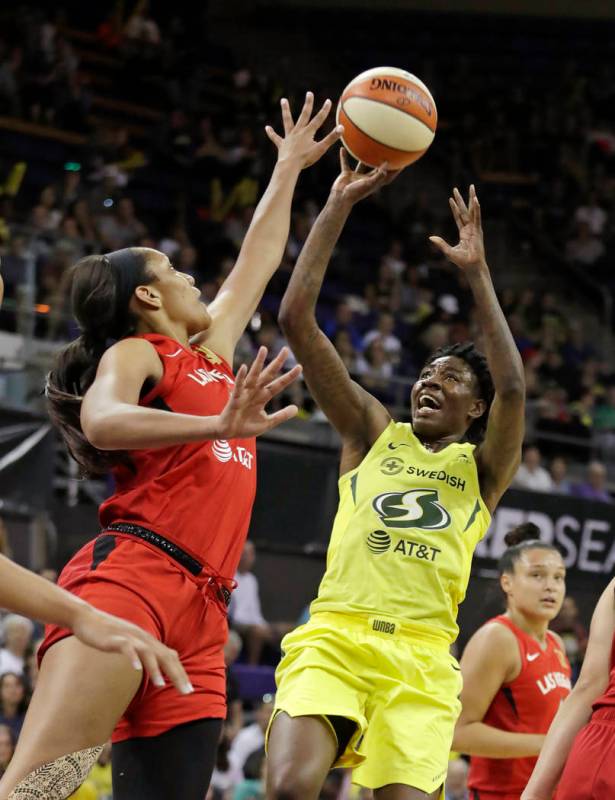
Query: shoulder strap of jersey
490 614 529 661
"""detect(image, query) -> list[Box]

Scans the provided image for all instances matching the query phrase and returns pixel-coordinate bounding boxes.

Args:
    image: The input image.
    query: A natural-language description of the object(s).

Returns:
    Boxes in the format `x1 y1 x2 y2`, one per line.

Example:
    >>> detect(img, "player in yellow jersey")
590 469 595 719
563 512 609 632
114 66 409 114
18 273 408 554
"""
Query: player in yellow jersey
266 150 526 800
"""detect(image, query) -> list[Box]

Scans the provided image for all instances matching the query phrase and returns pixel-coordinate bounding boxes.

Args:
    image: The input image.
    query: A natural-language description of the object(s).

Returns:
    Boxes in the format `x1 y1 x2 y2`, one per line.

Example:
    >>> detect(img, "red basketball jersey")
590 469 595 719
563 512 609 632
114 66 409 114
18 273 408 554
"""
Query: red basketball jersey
468 615 572 796
99 334 256 580
592 633 615 710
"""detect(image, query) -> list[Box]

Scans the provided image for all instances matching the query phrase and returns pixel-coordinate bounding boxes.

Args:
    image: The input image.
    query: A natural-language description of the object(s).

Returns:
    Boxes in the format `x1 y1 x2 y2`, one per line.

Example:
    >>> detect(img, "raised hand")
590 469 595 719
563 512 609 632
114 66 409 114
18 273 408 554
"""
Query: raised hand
330 147 400 208
217 346 302 439
429 185 487 272
265 91 343 169
71 603 194 695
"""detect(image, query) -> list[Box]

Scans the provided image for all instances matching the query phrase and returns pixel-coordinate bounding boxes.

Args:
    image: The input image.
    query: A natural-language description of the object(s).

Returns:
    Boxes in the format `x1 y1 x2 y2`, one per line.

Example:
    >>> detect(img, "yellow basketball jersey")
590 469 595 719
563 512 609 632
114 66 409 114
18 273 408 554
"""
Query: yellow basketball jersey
310 420 491 644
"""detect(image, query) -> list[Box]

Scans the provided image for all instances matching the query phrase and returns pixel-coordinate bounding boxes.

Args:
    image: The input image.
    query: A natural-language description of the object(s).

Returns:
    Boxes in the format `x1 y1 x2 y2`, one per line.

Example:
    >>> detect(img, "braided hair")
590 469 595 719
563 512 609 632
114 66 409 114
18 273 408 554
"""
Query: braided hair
45 249 154 476
424 341 495 444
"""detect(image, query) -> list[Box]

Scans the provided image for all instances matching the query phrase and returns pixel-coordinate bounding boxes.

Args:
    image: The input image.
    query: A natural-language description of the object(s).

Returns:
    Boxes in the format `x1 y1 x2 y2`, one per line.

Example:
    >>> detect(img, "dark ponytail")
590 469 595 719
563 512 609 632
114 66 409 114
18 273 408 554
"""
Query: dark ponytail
498 522 560 575
45 249 154 476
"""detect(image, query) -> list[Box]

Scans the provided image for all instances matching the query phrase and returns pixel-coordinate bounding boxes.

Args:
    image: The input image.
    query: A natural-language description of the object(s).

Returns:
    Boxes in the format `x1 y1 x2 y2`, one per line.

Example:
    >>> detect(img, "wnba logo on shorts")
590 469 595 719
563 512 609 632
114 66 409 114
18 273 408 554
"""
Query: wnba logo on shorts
372 619 396 634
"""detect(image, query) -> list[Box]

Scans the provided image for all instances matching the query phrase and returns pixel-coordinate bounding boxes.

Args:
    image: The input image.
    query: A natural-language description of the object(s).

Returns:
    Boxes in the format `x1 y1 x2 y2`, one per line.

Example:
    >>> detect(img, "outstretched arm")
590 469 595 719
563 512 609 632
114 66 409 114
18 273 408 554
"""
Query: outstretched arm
199 92 343 364
521 579 615 800
430 186 525 511
279 149 396 472
0 553 193 694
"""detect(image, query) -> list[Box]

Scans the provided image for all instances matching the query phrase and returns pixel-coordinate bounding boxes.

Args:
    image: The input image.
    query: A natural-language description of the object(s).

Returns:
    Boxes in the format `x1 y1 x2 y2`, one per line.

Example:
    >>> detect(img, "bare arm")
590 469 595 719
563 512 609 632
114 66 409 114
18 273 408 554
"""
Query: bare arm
430 186 525 512
198 93 342 364
278 151 395 471
521 579 615 800
453 623 545 757
0 553 194 693
81 339 301 449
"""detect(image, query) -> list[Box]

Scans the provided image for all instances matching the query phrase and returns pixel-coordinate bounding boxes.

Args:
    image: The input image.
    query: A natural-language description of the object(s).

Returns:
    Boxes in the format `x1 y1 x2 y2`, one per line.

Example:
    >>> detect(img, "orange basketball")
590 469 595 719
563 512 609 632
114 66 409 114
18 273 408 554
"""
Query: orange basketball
336 67 438 169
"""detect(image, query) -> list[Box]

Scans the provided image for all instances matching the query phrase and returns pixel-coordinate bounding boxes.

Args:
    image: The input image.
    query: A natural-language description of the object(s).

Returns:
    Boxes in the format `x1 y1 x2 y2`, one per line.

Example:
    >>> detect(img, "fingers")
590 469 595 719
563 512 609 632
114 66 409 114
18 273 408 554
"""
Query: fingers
258 346 290 384
263 364 303 399
310 125 344 161
296 91 315 128
245 346 268 388
230 363 248 403
470 183 482 227
453 186 470 218
264 125 283 148
429 235 452 258
306 97 332 132
339 146 350 173
152 645 194 695
280 97 294 135
263 404 299 432
449 196 464 231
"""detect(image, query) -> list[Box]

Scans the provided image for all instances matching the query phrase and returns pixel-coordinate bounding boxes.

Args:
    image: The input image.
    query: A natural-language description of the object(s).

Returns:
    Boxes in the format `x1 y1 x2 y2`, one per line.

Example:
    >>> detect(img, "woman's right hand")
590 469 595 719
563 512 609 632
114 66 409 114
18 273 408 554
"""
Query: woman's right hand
216 346 302 439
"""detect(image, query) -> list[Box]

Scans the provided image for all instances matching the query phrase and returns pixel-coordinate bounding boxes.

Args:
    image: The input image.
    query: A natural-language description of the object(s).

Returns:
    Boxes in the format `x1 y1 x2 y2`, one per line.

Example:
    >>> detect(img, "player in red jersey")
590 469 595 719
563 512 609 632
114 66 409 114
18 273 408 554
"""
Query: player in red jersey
0 93 342 800
0 268 193 692
522 576 615 800
453 523 571 800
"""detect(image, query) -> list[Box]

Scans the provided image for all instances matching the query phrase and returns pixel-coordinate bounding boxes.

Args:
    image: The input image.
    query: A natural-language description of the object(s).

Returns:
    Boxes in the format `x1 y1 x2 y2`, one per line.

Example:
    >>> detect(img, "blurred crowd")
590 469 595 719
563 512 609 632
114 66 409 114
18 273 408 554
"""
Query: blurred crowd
0 6 614 497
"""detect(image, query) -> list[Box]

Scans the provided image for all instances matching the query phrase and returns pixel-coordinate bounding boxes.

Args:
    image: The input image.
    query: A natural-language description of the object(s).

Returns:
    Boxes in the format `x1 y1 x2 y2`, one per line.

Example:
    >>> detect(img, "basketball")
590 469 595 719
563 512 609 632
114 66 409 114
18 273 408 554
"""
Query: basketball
336 66 438 169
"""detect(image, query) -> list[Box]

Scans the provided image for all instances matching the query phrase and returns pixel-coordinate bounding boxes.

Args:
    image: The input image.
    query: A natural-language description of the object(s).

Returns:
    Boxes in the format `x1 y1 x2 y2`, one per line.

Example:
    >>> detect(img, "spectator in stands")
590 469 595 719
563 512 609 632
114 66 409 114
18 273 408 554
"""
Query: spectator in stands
233 747 265 800
571 460 612 503
96 196 147 250
29 185 62 232
551 595 589 683
381 238 407 278
322 301 363 351
364 262 401 314
0 673 27 740
574 191 608 237
230 541 293 665
124 0 161 46
594 385 615 430
224 630 244 742
228 695 274 778
362 311 402 365
550 457 572 495
0 724 14 780
333 330 359 374
0 615 33 675
354 340 394 399
446 758 469 800
512 445 553 492
565 220 605 266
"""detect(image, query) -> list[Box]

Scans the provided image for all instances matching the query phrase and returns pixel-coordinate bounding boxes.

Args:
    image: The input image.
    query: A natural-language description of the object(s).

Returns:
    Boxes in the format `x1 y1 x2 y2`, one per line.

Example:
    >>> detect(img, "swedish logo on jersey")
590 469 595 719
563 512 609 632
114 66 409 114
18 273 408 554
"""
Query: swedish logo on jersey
373 489 451 530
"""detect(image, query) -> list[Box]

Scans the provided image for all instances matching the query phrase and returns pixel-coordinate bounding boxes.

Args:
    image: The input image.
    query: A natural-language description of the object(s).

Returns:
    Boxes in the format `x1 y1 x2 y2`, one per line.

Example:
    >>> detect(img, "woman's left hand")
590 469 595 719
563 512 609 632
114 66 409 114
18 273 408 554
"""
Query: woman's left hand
265 91 344 169
429 185 487 273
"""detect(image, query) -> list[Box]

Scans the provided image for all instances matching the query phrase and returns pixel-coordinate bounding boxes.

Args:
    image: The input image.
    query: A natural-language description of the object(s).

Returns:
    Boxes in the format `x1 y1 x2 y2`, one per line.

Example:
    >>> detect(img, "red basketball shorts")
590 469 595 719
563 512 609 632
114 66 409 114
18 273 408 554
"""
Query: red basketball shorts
555 706 615 800
39 533 228 742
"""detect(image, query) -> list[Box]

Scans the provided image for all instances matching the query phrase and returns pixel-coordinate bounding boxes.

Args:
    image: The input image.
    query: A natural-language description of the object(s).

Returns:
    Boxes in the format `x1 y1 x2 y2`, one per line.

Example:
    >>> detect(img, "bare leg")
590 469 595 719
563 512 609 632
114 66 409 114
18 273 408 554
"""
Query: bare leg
375 784 442 800
0 636 142 798
266 712 338 800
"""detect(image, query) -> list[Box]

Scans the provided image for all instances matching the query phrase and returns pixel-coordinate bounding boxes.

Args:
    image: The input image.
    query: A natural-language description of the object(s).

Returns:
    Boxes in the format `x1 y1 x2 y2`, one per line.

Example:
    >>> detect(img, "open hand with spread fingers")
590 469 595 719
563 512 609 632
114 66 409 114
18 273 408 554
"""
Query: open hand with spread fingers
265 91 344 169
429 184 487 273
217 346 302 439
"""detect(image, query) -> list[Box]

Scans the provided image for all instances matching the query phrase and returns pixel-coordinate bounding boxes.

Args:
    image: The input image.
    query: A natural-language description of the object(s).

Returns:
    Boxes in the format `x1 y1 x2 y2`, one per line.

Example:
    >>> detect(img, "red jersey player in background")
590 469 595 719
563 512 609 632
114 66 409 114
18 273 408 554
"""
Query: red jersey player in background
522 575 615 800
453 523 571 800
0 92 346 800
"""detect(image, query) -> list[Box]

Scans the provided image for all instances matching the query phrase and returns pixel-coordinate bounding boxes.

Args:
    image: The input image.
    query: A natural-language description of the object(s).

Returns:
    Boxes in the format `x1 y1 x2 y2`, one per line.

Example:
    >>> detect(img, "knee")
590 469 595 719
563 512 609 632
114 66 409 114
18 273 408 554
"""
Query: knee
267 764 319 800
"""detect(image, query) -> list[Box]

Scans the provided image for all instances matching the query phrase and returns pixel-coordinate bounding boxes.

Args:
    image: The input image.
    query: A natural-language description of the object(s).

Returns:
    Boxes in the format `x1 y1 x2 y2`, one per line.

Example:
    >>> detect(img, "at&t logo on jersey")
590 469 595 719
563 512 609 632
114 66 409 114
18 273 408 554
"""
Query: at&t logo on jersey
373 489 451 530
211 440 253 470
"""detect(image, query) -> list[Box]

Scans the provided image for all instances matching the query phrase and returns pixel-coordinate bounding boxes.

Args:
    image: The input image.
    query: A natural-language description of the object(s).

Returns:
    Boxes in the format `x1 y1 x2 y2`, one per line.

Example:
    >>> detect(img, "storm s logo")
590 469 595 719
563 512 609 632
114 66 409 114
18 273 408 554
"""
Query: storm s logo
373 489 451 530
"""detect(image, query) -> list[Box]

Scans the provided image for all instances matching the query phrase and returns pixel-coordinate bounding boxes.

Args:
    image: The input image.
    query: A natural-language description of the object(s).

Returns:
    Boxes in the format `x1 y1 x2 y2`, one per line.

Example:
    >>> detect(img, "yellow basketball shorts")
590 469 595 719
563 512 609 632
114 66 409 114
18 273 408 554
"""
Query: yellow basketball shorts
268 611 462 795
